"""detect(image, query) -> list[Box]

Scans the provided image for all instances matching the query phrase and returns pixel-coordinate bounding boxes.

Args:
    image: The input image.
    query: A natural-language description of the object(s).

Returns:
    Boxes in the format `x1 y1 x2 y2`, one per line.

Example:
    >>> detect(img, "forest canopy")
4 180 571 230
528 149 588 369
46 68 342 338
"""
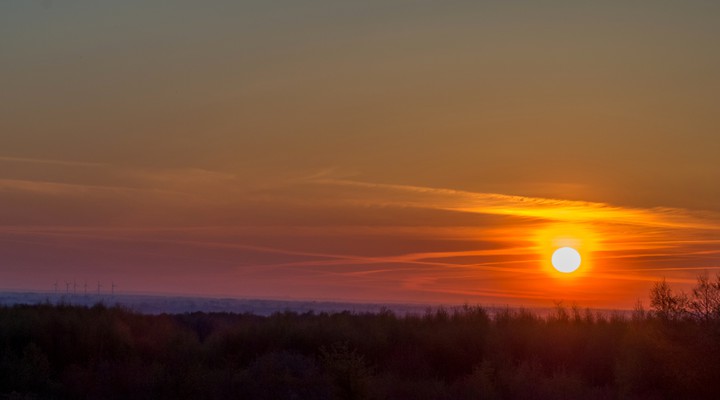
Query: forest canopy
1 275 720 399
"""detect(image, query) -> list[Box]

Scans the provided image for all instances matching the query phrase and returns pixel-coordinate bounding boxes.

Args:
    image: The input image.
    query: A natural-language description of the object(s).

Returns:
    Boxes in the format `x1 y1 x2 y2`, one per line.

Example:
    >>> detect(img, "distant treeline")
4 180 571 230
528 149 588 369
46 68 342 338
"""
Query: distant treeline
2 274 720 399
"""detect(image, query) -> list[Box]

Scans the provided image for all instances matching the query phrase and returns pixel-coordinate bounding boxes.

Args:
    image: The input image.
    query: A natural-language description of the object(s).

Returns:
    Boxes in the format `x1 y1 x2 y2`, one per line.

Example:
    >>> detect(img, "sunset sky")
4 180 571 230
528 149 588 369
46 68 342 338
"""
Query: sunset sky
2 1 720 308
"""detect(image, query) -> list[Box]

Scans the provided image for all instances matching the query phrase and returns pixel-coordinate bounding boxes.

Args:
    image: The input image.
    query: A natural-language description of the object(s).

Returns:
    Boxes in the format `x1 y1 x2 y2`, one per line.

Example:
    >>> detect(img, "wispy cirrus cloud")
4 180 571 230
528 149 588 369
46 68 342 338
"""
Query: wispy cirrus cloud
0 156 107 167
1 163 719 306
309 178 720 230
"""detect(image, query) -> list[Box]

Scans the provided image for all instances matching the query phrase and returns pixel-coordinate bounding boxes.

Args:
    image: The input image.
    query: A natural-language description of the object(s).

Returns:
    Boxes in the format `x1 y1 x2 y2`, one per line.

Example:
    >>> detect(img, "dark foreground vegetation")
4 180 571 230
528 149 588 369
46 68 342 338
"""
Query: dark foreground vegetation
2 275 720 399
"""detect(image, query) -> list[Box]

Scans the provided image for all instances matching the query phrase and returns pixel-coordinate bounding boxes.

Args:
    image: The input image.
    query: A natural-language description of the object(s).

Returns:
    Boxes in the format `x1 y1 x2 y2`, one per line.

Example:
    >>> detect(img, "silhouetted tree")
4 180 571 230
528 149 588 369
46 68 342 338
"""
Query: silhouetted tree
649 278 689 320
650 273 720 323
689 272 720 323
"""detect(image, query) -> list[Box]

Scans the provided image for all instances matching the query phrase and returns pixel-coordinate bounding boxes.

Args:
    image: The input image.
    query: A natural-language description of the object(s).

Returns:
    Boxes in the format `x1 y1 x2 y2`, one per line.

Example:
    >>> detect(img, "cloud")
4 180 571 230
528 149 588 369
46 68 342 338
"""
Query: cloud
0 156 106 167
0 178 144 196
310 178 720 230
1 167 719 306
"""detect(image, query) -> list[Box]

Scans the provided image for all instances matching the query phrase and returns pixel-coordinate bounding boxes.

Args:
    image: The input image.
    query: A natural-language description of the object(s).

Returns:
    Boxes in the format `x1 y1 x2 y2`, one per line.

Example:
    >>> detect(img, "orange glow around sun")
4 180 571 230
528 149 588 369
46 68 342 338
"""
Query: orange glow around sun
535 223 600 279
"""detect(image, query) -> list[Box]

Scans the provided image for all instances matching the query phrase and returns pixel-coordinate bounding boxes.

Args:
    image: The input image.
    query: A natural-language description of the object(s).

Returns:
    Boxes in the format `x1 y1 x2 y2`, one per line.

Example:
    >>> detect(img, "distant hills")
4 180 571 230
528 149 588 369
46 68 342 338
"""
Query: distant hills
0 290 627 317
0 291 442 316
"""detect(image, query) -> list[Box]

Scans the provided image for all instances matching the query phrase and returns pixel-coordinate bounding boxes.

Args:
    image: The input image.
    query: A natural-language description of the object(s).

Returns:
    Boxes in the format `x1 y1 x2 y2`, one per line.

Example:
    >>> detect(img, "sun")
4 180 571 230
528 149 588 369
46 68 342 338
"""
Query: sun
535 223 598 278
551 247 581 273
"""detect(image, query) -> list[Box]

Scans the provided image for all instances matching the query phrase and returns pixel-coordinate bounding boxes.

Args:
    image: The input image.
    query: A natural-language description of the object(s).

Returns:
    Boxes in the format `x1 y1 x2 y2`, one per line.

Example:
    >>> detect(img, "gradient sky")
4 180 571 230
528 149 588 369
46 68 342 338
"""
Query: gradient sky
2 1 720 308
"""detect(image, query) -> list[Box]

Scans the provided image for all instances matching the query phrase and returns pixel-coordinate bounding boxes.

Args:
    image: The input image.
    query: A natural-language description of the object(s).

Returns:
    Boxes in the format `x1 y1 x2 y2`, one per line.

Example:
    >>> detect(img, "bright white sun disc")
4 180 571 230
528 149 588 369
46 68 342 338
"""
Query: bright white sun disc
551 247 581 273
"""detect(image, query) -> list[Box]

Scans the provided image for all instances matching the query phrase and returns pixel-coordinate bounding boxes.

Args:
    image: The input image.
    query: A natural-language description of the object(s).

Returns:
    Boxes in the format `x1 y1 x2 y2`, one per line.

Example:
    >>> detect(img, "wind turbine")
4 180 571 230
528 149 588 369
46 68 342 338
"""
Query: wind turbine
97 281 102 295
